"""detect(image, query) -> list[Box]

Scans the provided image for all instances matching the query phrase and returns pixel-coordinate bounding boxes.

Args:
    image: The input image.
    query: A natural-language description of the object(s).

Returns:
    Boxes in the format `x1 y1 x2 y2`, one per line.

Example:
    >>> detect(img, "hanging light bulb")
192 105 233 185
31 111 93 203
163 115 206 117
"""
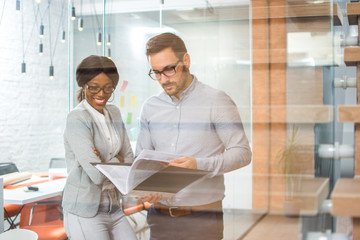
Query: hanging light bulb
71 6 76 20
39 42 43 55
108 48 111 59
107 34 111 46
16 0 20 12
49 65 54 79
97 32 102 46
39 24 44 38
78 17 84 31
61 30 66 43
21 61 26 75
35 0 41 3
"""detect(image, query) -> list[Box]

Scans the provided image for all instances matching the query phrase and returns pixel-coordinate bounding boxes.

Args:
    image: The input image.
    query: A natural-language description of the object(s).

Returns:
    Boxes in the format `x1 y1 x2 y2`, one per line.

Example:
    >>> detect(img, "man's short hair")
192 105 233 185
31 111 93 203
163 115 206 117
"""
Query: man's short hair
146 32 187 60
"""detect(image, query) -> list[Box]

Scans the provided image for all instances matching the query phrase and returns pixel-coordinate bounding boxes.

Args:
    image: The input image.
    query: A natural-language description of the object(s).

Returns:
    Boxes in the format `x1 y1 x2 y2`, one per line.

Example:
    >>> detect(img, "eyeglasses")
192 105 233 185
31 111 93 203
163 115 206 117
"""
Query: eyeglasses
86 84 115 94
148 60 181 81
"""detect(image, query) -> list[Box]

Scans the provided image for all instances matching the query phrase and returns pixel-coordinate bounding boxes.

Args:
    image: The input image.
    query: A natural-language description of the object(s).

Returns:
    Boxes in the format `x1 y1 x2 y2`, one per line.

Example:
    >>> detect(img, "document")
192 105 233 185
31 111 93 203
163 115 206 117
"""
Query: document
93 149 210 199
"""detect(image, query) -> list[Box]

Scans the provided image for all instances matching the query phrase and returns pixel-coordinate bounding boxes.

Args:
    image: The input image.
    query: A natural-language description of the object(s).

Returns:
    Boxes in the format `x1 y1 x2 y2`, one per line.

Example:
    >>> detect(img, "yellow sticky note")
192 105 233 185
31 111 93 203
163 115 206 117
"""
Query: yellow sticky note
131 95 136 107
120 95 125 108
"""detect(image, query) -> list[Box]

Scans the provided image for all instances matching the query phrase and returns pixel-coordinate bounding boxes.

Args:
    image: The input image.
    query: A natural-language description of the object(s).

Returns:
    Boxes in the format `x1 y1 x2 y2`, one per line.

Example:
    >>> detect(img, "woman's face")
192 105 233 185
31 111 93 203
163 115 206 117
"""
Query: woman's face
84 72 114 114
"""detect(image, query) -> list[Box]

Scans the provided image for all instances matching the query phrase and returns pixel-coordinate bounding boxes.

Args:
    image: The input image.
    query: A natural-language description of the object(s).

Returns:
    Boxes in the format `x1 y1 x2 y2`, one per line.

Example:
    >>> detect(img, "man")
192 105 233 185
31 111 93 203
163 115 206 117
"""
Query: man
136 32 251 240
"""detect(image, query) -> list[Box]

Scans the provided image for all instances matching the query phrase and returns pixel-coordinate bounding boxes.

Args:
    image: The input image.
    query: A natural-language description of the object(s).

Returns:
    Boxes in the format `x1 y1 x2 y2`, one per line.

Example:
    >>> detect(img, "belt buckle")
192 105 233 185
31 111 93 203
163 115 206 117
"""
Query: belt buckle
169 207 179 217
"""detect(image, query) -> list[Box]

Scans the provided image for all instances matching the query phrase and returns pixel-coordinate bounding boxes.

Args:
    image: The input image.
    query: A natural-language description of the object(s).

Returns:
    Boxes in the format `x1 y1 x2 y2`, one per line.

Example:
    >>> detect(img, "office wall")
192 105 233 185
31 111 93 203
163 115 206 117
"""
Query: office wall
0 1 68 171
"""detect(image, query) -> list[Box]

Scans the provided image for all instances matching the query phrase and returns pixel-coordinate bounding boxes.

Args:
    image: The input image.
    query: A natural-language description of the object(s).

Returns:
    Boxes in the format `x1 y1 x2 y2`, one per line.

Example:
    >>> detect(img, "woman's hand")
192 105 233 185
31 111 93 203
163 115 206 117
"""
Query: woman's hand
115 155 124 163
93 147 101 160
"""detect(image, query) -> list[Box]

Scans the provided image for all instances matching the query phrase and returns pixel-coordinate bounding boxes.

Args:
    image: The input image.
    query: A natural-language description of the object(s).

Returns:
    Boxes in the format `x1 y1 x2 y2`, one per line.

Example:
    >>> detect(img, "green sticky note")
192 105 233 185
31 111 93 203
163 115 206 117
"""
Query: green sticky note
126 112 132 125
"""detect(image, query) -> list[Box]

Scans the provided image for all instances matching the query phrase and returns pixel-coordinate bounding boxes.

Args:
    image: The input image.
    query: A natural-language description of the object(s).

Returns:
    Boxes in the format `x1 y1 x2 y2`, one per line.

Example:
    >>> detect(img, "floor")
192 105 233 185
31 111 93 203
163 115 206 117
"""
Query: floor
128 208 266 240
8 208 351 240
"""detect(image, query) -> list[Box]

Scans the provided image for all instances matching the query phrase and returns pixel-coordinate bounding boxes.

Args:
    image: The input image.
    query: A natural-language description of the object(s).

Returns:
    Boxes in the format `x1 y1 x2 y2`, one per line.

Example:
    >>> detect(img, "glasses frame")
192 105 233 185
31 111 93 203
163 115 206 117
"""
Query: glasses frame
85 84 115 94
148 60 181 81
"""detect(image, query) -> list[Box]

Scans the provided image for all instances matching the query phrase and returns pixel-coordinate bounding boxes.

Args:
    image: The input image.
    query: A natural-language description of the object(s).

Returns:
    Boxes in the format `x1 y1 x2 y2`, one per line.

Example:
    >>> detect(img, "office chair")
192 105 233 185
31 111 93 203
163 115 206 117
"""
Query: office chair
0 162 25 230
19 195 67 240
49 158 66 169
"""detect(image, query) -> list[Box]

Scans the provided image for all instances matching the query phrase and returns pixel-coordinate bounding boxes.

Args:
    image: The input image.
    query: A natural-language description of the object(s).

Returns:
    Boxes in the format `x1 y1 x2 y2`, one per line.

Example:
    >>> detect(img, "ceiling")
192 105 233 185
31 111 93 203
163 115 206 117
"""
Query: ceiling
80 0 250 15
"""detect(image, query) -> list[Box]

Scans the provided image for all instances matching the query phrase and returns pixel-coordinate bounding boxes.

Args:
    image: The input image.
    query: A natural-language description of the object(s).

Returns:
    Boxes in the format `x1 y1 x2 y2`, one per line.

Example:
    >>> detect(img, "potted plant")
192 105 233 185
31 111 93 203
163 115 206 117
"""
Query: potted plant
275 124 303 217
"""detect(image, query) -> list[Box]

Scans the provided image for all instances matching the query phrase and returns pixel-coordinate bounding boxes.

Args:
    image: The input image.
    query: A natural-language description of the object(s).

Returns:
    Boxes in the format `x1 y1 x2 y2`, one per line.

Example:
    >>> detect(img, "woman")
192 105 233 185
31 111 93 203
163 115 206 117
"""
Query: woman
62 55 137 240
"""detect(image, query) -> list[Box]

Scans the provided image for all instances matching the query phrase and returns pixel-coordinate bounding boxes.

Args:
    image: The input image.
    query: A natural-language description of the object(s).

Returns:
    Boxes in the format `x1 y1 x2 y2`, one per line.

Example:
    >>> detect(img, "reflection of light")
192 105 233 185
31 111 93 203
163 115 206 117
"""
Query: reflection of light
61 30 66 43
71 7 76 20
108 48 111 59
78 18 84 31
176 8 195 11
49 65 54 79
40 24 44 38
16 0 20 12
97 32 102 45
39 43 43 55
107 34 111 46
307 0 324 3
297 57 316 66
235 60 251 65
21 62 26 75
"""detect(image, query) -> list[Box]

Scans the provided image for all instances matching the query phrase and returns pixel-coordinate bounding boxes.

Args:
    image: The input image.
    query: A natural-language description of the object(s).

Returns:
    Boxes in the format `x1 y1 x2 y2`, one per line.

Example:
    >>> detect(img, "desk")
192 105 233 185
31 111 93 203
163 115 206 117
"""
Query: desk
4 177 66 205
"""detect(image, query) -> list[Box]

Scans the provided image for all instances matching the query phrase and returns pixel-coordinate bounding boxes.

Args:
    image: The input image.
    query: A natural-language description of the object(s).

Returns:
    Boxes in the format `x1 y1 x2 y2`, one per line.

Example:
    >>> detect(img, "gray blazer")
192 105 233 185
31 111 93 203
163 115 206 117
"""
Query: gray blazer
62 101 134 218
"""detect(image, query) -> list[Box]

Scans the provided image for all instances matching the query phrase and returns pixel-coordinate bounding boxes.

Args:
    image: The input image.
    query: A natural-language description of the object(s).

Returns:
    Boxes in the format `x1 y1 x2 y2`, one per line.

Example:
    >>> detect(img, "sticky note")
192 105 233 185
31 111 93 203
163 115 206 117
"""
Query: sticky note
120 80 128 92
131 95 136 107
120 96 125 108
126 112 132 124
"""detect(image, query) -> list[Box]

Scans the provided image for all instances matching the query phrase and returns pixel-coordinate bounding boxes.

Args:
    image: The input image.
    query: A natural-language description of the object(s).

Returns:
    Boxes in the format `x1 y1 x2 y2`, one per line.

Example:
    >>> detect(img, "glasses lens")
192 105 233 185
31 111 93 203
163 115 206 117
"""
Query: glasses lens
163 68 176 77
149 71 159 80
87 86 100 93
103 87 114 94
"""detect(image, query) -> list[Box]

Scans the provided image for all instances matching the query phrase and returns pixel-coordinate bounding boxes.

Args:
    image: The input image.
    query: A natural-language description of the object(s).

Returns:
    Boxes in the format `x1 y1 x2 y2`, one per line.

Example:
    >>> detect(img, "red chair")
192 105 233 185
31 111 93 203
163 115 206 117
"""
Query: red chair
0 162 25 230
19 196 67 240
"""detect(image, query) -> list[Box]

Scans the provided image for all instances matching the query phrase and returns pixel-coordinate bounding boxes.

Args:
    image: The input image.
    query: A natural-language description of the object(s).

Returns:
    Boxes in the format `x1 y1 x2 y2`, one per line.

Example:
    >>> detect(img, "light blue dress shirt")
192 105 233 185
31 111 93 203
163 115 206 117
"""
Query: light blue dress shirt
136 76 252 206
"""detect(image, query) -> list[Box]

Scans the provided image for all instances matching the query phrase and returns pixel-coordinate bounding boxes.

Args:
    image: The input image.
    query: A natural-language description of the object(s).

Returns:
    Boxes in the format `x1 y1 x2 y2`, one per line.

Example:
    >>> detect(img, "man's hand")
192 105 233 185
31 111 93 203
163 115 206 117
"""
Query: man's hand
138 193 162 204
169 157 197 169
115 155 124 163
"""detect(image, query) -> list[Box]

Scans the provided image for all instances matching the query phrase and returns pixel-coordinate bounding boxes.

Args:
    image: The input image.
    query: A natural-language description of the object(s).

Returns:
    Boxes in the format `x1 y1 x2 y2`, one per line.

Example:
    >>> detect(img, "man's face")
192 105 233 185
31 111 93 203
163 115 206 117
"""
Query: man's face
149 47 191 99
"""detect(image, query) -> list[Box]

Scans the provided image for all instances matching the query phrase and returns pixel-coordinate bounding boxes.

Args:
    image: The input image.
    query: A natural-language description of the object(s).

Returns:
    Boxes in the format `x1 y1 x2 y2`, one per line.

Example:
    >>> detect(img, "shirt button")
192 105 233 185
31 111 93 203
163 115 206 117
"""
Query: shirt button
171 143 175 147
173 124 177 128
109 153 112 155
176 106 179 109
108 138 110 141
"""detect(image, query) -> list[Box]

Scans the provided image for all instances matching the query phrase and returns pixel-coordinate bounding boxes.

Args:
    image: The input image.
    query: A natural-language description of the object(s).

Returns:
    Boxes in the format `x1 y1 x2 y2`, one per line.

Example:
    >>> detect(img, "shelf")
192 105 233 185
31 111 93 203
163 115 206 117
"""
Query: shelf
338 105 360 122
253 105 333 123
347 2 360 25
331 178 360 217
344 47 360 66
295 177 329 216
286 105 333 123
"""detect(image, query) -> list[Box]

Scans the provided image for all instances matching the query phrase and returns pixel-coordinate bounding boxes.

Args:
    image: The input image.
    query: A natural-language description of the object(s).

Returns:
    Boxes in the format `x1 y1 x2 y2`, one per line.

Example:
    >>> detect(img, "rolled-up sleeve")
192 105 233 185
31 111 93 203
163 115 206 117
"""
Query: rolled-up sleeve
196 91 252 176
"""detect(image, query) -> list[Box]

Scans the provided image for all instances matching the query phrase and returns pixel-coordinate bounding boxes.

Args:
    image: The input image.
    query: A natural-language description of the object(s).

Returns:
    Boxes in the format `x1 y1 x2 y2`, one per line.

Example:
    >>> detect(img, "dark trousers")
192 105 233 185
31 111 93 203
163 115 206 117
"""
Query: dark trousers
147 204 224 240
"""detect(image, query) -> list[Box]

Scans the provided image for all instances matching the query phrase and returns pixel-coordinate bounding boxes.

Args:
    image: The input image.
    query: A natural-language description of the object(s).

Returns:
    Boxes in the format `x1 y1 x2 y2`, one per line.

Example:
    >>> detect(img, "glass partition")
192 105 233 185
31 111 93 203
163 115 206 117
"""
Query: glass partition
0 0 69 171
0 0 357 239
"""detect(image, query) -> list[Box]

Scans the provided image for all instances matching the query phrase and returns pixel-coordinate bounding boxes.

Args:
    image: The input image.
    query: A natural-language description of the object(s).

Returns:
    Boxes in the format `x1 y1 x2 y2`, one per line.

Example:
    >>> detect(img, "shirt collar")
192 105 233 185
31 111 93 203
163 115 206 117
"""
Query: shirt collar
168 75 198 102
83 99 108 119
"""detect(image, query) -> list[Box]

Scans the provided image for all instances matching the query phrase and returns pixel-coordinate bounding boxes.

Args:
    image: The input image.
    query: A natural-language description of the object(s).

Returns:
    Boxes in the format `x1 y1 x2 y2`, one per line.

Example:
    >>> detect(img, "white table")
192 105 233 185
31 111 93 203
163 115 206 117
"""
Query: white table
3 177 66 205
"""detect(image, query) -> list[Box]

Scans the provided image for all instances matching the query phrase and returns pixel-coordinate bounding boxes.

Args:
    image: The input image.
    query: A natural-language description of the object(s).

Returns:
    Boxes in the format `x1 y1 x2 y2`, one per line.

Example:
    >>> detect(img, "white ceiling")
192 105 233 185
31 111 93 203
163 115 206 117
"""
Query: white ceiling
79 0 250 15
